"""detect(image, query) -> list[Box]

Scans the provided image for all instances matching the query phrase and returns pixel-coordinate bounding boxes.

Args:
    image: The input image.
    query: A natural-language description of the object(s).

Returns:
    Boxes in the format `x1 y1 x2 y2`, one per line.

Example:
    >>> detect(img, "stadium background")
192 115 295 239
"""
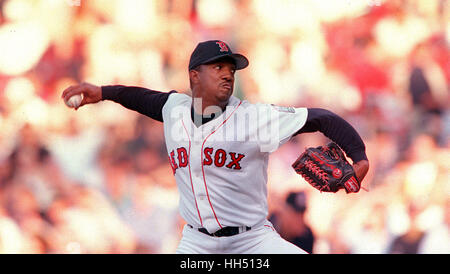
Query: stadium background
0 0 448 253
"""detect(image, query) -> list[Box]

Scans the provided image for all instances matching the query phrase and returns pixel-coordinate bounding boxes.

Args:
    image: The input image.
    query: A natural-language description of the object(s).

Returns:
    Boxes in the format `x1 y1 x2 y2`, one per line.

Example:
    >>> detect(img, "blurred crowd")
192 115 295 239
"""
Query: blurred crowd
0 0 449 253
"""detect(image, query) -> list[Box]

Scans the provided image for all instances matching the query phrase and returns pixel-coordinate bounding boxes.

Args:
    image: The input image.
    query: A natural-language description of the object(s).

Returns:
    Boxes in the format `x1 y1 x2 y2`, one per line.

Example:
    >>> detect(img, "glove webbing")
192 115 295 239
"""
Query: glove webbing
296 158 332 192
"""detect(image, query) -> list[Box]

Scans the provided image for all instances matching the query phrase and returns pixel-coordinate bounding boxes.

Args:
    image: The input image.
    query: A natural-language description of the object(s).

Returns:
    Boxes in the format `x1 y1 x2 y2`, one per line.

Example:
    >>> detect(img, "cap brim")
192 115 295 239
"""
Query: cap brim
196 53 249 70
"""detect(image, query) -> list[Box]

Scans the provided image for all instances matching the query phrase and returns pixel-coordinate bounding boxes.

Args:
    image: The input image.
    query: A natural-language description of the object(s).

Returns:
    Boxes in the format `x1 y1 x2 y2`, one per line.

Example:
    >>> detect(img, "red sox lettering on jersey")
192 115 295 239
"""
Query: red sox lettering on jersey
169 147 245 174
162 93 308 233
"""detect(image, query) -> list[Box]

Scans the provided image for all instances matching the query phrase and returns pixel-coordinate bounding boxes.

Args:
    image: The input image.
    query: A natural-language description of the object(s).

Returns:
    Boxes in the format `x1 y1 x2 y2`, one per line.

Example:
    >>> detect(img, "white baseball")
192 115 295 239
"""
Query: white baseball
65 94 82 108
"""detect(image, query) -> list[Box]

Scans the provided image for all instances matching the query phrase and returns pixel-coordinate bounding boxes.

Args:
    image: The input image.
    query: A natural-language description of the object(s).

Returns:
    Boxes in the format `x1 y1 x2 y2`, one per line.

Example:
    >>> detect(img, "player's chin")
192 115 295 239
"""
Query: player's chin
217 86 233 100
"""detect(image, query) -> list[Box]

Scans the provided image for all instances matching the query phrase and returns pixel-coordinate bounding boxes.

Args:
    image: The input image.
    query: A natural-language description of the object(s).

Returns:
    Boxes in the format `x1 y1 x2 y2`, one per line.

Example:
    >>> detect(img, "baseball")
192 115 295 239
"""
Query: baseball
65 94 82 108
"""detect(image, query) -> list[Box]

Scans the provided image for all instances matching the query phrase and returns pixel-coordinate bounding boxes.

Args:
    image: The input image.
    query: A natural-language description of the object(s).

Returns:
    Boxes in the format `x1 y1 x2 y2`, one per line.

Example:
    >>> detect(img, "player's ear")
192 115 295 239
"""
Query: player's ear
189 69 200 85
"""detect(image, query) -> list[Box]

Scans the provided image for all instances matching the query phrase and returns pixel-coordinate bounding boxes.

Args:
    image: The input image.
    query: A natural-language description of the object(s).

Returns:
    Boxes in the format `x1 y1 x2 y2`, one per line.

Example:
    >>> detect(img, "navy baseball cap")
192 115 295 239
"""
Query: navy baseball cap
189 40 249 71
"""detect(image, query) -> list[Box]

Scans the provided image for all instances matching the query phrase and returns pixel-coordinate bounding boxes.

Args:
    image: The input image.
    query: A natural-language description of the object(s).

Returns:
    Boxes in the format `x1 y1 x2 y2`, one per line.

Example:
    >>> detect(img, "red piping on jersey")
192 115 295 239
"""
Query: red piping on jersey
200 101 242 229
181 120 203 227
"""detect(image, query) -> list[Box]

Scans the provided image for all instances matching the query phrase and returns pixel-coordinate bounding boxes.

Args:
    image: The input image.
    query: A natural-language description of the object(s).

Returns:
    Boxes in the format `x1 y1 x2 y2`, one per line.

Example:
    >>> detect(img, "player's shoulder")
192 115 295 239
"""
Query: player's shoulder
239 99 303 112
167 91 191 102
163 91 191 109
240 100 308 121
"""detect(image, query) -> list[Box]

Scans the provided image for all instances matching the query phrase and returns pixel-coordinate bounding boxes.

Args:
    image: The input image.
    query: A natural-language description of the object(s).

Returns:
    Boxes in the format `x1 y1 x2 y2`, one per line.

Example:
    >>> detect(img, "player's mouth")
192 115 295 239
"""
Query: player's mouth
220 82 233 91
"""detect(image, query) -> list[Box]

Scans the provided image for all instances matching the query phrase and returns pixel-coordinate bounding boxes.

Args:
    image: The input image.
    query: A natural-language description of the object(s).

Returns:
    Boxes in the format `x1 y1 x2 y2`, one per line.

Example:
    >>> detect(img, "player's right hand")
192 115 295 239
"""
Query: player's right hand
61 82 102 110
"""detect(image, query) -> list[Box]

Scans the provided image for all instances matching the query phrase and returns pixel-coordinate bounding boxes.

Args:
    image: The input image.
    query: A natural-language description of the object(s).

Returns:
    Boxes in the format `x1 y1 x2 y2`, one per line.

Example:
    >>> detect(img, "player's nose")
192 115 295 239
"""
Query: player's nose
222 74 233 82
221 68 234 82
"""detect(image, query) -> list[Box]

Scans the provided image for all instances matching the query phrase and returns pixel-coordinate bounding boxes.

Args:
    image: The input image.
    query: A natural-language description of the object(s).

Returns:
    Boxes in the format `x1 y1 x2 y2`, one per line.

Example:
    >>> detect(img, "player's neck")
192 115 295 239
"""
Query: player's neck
191 98 227 127
191 98 227 116
190 107 215 127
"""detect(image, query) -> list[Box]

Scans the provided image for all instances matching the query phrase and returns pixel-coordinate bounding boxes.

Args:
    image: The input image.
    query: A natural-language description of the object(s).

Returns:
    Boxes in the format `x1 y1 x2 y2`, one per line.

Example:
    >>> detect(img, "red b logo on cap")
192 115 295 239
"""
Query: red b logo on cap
216 41 229 52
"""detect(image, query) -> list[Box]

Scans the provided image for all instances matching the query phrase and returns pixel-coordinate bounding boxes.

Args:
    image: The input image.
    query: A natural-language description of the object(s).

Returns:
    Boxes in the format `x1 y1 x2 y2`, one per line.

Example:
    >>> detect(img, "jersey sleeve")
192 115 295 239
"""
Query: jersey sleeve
295 108 368 163
101 85 177 122
255 104 308 153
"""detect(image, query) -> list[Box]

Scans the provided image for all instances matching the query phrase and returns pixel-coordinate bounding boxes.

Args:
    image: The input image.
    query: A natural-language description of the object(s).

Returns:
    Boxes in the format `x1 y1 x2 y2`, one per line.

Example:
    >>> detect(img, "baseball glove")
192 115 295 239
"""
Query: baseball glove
292 142 361 193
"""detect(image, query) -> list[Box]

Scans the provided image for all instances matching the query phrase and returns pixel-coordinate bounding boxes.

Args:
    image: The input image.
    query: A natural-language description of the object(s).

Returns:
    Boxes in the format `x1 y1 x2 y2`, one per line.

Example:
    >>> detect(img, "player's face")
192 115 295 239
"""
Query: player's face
195 60 236 105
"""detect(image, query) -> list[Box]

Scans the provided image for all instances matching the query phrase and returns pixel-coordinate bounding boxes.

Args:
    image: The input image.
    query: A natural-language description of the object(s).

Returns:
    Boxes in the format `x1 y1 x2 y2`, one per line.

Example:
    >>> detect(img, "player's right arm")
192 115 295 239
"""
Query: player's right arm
61 83 176 122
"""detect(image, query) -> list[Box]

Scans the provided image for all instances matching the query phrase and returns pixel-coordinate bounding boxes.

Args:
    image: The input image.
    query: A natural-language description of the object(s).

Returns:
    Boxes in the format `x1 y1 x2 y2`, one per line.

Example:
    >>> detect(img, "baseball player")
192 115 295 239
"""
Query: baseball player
62 40 369 254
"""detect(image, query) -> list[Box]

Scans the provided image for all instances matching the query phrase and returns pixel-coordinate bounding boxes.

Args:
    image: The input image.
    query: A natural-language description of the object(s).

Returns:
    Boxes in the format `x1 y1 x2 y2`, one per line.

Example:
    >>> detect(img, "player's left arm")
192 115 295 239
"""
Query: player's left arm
295 108 369 183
